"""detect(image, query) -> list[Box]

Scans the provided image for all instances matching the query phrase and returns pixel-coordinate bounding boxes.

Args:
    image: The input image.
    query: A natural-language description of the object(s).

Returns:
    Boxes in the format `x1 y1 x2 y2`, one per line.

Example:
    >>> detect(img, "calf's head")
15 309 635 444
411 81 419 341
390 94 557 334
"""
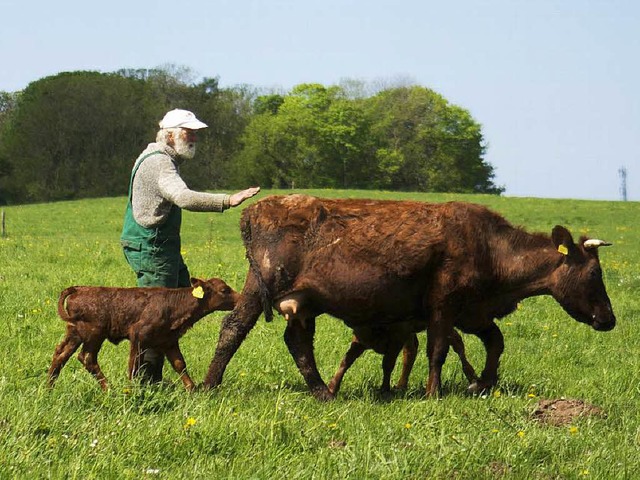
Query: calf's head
549 226 616 331
191 277 240 312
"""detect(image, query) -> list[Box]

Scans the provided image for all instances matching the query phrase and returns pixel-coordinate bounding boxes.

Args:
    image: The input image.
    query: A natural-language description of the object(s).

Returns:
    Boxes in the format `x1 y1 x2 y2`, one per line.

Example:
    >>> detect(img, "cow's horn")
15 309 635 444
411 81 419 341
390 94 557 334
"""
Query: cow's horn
583 239 612 249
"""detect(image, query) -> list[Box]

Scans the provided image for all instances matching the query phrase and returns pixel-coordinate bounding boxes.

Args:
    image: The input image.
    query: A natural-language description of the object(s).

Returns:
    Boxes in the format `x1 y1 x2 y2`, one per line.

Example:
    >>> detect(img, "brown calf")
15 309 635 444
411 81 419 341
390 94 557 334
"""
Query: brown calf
278 296 477 396
48 277 239 391
328 327 478 397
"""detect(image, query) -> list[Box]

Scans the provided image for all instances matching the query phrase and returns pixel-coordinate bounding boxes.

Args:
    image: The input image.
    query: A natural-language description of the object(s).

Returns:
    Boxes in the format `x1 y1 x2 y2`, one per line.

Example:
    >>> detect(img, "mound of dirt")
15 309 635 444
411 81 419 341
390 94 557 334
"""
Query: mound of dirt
532 398 606 426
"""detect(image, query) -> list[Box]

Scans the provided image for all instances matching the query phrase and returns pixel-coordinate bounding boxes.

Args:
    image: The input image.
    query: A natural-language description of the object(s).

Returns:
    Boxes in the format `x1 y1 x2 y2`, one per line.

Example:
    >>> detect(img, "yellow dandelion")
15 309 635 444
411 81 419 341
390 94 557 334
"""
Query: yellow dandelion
491 428 499 433
527 393 536 398
404 423 412 429
569 426 579 435
493 390 502 398
580 469 589 476
184 417 197 429
328 423 338 429
517 430 525 438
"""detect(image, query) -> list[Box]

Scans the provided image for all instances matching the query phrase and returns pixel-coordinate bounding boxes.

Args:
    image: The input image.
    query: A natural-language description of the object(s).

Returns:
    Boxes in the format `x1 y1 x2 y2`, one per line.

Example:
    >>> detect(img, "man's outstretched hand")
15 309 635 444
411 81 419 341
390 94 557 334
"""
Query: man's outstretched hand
229 187 261 207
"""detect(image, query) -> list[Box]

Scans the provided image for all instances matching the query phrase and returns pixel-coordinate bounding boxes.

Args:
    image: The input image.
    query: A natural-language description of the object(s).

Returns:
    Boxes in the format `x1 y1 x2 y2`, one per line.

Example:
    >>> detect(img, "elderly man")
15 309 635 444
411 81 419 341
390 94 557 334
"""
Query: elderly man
121 108 259 383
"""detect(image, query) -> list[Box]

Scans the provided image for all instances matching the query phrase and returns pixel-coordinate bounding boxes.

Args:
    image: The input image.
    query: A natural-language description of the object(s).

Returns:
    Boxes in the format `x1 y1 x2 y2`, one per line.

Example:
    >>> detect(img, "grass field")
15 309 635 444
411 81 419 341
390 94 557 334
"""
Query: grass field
0 189 638 479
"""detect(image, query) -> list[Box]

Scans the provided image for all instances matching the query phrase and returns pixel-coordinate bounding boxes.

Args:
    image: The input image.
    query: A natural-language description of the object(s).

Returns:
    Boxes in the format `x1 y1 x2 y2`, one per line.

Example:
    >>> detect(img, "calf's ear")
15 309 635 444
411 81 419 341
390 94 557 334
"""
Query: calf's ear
551 225 578 257
190 277 204 287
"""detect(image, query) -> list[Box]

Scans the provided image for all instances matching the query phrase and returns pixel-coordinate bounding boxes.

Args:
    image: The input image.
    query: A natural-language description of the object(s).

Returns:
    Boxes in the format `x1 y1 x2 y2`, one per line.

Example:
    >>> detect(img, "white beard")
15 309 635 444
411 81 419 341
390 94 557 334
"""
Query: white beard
174 135 196 159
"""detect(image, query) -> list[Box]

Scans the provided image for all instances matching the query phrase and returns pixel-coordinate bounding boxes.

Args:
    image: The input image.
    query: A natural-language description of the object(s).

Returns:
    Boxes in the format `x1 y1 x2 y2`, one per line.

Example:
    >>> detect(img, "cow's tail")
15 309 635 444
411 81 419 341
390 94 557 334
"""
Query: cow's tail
57 287 77 322
240 209 274 323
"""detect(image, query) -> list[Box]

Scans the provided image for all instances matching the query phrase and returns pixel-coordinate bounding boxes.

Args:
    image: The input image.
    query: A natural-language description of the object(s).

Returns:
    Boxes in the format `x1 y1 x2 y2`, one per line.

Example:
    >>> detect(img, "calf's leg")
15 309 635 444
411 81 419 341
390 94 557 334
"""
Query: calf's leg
283 317 333 401
128 339 143 380
47 328 82 387
77 339 108 390
380 340 406 393
449 330 478 384
204 272 263 389
328 336 367 396
165 343 195 391
394 334 419 390
468 322 504 394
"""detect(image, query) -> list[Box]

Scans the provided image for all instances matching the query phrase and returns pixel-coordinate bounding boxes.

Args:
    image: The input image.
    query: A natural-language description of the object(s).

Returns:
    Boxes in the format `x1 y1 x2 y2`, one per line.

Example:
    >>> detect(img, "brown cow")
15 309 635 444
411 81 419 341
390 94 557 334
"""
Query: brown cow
204 195 616 400
48 277 239 391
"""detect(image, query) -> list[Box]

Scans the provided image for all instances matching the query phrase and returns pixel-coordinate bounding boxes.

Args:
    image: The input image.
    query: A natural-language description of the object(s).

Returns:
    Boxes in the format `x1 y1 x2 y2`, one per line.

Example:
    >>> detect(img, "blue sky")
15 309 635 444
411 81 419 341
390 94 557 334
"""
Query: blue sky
1 0 638 201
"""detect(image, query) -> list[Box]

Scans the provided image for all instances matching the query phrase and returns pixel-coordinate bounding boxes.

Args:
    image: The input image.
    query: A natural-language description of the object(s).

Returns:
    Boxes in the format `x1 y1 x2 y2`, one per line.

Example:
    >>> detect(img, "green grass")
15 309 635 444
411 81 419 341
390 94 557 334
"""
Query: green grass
0 189 638 479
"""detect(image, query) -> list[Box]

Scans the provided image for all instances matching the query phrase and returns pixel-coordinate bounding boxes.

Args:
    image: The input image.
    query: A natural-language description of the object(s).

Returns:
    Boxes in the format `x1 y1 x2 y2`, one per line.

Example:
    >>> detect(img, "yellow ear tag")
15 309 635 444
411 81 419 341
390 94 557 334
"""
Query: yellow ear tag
192 286 205 299
557 245 569 256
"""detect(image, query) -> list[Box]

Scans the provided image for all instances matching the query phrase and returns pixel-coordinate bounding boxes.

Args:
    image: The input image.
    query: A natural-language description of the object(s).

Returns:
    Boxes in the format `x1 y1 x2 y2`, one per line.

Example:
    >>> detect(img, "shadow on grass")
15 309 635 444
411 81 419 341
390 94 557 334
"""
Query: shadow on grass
193 372 532 404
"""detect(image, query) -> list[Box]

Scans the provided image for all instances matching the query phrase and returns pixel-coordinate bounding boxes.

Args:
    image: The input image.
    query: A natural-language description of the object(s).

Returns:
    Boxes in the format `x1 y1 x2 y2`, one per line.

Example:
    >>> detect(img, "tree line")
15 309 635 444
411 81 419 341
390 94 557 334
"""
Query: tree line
0 67 503 205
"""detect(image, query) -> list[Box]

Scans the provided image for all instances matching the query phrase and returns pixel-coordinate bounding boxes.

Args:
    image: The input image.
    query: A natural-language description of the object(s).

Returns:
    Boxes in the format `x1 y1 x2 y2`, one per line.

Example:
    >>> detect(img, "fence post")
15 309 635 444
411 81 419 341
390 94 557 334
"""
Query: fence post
1 209 5 238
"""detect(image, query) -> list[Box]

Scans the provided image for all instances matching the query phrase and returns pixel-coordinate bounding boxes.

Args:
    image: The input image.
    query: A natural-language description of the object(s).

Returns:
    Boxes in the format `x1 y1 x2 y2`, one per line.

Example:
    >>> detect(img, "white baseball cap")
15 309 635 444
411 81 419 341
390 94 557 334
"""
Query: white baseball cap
159 109 208 129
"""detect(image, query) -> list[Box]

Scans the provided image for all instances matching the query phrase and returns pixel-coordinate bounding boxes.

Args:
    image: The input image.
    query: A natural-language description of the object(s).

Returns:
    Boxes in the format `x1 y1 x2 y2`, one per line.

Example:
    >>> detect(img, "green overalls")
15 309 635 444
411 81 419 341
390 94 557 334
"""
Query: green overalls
120 151 191 289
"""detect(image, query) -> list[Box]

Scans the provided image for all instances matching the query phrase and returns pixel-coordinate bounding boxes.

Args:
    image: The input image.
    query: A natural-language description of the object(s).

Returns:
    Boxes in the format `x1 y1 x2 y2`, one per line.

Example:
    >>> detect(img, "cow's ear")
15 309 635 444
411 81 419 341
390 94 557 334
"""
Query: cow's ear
551 225 577 257
190 277 203 287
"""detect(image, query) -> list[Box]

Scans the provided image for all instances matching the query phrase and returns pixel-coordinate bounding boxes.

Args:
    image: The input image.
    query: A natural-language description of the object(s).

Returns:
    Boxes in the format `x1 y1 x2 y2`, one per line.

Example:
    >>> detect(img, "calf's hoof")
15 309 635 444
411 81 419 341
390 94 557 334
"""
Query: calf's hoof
467 379 496 395
312 387 335 402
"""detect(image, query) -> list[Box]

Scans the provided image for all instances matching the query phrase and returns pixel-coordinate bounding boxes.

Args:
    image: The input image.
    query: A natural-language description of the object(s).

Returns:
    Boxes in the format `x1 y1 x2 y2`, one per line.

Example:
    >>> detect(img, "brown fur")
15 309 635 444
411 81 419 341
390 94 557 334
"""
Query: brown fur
48 278 239 391
205 195 616 400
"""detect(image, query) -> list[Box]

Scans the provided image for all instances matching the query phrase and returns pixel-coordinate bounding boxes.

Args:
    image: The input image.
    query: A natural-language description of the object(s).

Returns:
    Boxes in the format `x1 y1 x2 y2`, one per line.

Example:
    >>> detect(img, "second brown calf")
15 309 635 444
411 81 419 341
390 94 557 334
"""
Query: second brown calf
277 297 477 397
47 277 239 391
328 324 478 397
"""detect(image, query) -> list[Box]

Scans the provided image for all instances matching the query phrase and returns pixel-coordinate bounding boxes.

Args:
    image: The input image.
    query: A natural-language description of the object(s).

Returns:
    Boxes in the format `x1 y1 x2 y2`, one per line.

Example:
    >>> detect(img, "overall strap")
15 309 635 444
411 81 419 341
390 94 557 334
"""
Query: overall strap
128 150 164 202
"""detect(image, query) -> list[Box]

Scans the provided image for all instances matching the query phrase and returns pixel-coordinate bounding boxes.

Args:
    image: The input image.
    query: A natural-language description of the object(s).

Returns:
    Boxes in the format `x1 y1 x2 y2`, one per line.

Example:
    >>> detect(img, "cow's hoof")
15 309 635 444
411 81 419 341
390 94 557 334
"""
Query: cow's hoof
313 388 335 402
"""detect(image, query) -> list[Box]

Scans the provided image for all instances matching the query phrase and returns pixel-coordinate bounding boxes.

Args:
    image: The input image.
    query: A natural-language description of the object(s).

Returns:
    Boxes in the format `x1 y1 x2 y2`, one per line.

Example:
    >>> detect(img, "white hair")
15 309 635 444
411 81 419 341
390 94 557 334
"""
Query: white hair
156 128 196 159
156 127 179 144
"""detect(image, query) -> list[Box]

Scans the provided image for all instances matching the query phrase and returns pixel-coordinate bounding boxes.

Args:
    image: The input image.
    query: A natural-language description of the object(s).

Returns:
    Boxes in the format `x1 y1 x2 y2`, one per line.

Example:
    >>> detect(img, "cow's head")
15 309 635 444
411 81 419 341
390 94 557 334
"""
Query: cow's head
549 226 616 331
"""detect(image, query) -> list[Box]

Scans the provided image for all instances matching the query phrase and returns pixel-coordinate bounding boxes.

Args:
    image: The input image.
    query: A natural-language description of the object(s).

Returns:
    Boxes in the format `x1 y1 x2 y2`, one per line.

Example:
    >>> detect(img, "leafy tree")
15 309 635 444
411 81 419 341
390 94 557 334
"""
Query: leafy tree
0 91 20 202
233 84 374 189
365 86 502 193
253 94 285 115
0 71 502 203
234 83 501 193
0 72 158 202
0 67 253 203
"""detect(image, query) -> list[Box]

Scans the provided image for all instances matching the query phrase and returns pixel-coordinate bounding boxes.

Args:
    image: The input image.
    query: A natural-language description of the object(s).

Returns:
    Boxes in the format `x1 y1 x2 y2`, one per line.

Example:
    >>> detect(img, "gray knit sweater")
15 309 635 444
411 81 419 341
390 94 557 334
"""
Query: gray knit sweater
131 142 230 228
